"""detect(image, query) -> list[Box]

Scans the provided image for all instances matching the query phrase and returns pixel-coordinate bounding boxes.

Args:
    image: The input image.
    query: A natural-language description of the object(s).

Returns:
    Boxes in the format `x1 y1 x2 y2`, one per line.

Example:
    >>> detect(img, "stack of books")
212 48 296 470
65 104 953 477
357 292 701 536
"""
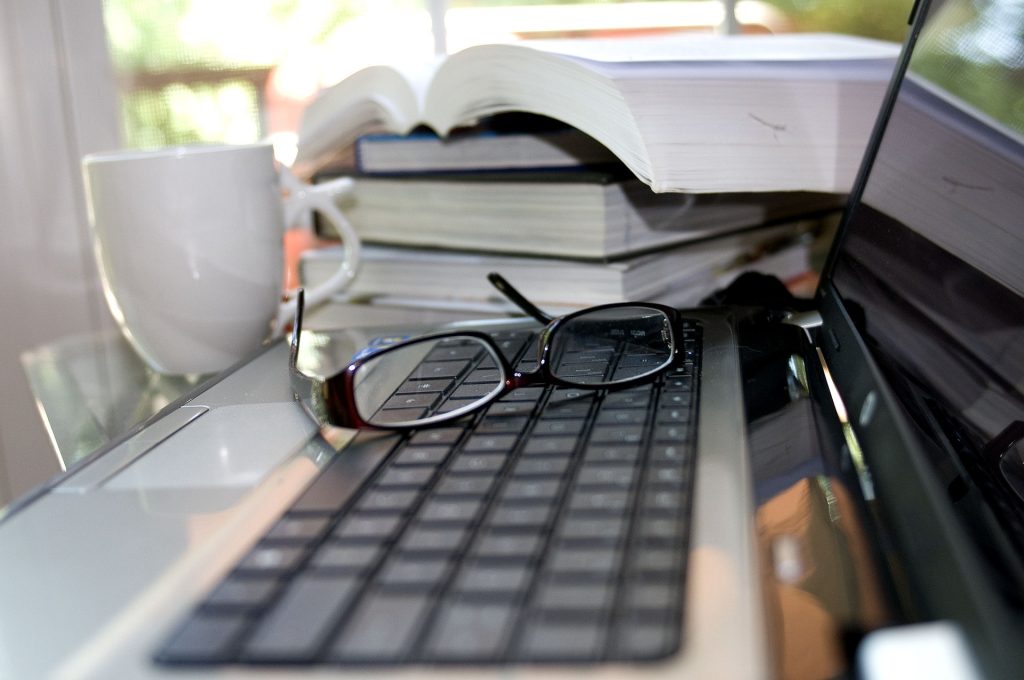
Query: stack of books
295 32 898 312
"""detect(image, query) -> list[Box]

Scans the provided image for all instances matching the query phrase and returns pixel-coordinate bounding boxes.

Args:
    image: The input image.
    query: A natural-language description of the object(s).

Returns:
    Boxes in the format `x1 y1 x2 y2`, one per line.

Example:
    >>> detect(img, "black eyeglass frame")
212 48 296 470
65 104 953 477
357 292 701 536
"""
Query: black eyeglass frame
289 275 687 430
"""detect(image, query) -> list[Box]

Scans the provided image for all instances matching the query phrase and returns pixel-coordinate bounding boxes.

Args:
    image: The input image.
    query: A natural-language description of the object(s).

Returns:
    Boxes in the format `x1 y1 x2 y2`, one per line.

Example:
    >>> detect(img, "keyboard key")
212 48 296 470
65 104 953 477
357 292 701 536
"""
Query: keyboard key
518 617 604 661
356 489 420 513
595 409 647 426
557 363 607 380
642 491 686 516
499 387 544 402
631 547 679 576
372 407 427 424
648 464 688 489
418 498 484 525
203 577 280 611
583 444 641 464
310 544 382 574
663 376 693 392
265 515 331 543
408 429 463 446
613 364 661 381
383 392 439 411
330 592 432 661
589 425 644 444
622 582 680 612
158 612 249 663
652 424 690 443
487 400 536 417
434 474 494 497
392 446 450 467
461 434 517 453
660 392 692 408
473 532 543 560
454 563 531 595
398 527 467 554
487 503 554 530
376 466 435 488
424 601 516 661
548 547 620 575
548 387 596 403
511 456 571 478
501 479 561 503
475 416 529 434
377 557 451 590
656 406 690 424
450 382 499 400
557 349 612 365
534 580 614 613
465 367 502 384
576 465 636 490
396 378 448 394
449 453 506 474
522 437 576 456
567 490 630 515
540 400 593 419
411 360 470 380
558 516 626 545
531 419 586 437
236 545 306 575
436 398 479 415
332 514 402 542
427 345 482 362
648 443 689 463
613 619 680 660
242 574 358 662
602 389 652 409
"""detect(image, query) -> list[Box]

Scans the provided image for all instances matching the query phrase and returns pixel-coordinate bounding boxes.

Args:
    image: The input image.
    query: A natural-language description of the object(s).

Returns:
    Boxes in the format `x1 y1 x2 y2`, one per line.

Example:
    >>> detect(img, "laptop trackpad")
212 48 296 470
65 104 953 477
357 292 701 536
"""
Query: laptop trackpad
104 403 319 490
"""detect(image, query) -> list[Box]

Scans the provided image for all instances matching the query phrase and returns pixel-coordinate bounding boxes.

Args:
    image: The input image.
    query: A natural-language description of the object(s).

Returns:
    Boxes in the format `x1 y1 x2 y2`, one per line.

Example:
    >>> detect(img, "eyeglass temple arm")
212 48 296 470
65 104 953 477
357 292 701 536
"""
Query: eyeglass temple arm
487 272 554 324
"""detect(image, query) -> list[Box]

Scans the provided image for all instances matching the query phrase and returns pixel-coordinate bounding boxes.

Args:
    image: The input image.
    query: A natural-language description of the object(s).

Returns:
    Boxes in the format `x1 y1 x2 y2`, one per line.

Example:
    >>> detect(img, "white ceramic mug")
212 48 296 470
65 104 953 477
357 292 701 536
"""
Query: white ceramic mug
82 142 360 375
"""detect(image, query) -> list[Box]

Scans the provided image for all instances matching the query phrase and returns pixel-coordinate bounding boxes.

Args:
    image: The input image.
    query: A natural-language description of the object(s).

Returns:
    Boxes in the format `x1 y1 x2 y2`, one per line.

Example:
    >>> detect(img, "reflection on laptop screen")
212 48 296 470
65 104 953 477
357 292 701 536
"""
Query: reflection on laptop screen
831 0 1024 595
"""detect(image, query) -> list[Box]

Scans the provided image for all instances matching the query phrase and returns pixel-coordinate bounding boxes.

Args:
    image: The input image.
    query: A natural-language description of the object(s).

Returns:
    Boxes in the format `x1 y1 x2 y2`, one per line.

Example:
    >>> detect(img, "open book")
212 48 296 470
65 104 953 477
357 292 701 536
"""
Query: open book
295 33 899 194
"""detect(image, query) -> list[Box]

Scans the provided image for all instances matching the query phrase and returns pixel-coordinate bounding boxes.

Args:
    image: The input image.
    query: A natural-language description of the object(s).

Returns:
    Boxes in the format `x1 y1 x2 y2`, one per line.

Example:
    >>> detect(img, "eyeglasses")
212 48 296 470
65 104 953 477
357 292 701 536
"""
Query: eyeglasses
289 273 686 430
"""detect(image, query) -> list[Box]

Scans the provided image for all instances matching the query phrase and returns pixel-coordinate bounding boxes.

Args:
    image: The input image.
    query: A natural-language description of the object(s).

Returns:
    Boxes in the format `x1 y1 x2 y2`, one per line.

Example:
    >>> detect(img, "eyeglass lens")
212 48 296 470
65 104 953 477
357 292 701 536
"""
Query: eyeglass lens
548 306 674 385
353 336 506 428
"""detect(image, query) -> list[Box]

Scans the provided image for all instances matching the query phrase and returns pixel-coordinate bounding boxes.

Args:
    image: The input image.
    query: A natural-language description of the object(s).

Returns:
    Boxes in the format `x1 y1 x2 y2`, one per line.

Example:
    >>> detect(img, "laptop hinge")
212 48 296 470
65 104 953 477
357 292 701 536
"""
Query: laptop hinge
784 310 824 330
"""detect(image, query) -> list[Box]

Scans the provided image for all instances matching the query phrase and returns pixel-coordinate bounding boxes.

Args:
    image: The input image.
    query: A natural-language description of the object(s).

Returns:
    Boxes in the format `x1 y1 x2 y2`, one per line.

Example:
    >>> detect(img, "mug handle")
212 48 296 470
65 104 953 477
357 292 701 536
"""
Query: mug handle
273 167 362 335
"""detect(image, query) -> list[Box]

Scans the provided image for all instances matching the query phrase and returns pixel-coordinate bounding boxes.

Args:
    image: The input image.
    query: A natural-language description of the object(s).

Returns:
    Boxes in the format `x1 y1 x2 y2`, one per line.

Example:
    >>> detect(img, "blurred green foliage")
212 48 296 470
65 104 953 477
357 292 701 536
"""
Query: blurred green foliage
104 0 359 147
121 82 261 148
762 0 915 42
911 0 1024 135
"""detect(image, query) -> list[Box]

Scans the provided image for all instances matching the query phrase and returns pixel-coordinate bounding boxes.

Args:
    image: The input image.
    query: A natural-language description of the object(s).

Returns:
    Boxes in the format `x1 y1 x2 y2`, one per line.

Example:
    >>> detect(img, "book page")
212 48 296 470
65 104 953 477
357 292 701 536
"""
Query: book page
521 33 899 67
295 57 445 172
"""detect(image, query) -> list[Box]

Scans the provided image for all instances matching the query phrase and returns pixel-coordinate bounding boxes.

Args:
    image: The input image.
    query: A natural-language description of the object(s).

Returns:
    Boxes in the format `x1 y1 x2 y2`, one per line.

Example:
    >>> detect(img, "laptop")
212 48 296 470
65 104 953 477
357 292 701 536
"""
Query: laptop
1 0 1022 677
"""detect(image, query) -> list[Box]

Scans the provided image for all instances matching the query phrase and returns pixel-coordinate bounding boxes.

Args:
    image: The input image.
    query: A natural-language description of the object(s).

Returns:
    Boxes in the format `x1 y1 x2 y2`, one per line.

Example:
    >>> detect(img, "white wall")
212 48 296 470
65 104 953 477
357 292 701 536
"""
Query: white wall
0 0 120 506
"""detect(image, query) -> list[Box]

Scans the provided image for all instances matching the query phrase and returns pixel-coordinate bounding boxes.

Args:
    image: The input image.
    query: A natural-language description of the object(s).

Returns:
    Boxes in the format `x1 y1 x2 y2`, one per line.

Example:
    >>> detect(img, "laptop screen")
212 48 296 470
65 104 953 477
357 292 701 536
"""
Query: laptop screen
829 0 1024 584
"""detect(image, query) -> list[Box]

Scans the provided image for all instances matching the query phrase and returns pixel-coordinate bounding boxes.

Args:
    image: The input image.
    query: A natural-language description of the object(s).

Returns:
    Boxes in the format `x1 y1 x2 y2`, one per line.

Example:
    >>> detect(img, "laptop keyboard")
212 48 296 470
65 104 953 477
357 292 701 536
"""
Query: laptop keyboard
155 323 701 667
